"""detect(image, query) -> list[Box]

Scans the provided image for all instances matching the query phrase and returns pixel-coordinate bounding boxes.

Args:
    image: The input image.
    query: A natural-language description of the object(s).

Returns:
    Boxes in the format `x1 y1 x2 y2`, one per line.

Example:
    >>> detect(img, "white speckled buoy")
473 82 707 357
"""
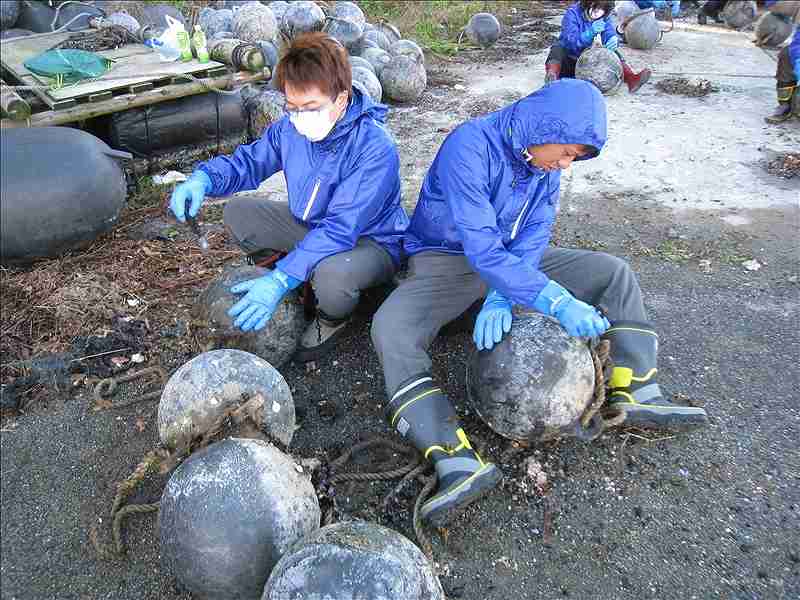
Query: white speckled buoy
194 265 305 368
466 313 596 443
380 54 427 102
160 438 320 600
575 47 623 95
352 65 383 102
158 349 295 450
262 521 445 600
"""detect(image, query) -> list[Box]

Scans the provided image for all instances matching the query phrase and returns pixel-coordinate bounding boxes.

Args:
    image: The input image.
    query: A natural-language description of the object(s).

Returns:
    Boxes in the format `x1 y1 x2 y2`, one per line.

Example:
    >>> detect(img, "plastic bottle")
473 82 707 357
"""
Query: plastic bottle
192 25 210 64
176 25 193 62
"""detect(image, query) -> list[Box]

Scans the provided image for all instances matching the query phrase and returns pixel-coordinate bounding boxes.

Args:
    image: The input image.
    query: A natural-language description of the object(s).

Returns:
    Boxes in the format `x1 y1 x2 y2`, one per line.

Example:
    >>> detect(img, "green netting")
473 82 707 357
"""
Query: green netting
24 49 113 87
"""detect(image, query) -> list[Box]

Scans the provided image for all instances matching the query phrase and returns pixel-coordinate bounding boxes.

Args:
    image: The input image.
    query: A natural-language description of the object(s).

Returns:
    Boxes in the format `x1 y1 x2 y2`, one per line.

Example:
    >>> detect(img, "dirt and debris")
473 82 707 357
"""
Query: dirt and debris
766 153 800 179
2 3 800 600
655 77 719 97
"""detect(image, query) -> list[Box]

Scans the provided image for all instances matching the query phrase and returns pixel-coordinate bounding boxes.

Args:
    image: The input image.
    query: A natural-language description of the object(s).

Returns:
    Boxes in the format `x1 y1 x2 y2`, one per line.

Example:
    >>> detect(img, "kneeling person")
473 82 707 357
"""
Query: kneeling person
170 33 408 360
371 79 707 528
545 0 651 93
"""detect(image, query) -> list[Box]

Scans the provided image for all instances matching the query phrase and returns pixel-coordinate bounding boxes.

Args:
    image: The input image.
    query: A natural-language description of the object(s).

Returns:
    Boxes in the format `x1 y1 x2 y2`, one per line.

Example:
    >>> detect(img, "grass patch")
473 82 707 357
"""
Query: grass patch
360 1 523 55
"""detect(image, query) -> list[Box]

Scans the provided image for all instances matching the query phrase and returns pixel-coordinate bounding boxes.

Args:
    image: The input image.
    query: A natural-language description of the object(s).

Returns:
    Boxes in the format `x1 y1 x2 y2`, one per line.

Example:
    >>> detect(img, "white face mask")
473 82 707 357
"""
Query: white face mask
289 104 336 142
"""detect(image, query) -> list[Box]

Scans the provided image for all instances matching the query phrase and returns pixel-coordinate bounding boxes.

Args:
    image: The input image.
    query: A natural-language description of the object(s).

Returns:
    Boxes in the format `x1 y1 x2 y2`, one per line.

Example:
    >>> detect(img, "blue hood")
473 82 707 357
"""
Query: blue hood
494 78 607 166
325 85 389 143
405 79 608 308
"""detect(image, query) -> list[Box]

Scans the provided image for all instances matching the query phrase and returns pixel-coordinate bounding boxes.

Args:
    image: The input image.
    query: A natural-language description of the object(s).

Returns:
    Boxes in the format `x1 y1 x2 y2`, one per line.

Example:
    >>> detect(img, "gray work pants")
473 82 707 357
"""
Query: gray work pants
371 249 647 397
224 196 396 319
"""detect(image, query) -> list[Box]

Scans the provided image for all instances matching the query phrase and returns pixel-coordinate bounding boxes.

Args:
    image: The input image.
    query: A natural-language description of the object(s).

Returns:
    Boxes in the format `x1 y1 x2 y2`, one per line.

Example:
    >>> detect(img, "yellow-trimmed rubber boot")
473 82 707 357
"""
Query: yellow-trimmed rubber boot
602 322 708 430
386 374 502 528
765 86 796 124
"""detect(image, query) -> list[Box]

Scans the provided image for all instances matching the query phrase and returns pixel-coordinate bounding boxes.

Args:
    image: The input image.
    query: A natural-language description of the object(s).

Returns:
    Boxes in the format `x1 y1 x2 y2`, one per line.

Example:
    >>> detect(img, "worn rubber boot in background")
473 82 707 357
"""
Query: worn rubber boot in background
294 311 350 363
386 375 502 527
544 62 561 84
621 61 651 93
765 86 796 124
602 322 708 429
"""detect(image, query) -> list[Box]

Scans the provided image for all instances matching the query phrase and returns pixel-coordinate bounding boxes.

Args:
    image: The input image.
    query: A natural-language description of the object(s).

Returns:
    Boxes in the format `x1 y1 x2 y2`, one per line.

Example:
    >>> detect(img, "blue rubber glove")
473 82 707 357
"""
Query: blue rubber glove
670 0 681 17
532 280 610 338
227 269 302 332
170 170 211 223
604 35 620 51
794 58 800 83
473 290 513 351
652 0 666 8
581 19 606 44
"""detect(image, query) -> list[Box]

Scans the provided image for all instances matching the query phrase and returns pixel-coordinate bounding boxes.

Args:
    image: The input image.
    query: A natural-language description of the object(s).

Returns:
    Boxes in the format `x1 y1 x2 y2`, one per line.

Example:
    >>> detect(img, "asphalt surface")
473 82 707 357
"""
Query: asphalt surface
2 4 799 600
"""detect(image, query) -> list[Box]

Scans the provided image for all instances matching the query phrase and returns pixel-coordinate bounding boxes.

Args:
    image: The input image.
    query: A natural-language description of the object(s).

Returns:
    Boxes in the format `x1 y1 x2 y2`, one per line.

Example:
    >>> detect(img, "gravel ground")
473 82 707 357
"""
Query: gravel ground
2 5 799 600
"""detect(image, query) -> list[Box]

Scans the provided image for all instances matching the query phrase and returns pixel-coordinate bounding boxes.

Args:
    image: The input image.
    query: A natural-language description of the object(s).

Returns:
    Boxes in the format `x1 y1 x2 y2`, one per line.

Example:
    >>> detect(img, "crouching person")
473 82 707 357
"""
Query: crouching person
545 0 651 93
765 24 799 123
371 80 707 528
170 33 408 360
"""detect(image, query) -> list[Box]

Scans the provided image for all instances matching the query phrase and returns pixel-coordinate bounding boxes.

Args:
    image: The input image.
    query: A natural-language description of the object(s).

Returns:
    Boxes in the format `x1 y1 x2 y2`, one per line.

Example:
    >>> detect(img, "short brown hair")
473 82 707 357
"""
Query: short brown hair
274 33 352 100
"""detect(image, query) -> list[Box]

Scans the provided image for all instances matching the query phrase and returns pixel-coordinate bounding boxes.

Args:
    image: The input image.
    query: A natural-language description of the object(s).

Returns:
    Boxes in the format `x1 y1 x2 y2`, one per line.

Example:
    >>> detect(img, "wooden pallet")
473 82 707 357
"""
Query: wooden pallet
0 31 227 110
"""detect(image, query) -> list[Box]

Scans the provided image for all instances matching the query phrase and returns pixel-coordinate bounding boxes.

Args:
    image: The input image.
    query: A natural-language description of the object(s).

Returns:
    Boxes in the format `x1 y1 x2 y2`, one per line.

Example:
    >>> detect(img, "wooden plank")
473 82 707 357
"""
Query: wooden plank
1 34 224 106
128 82 153 94
88 91 113 103
41 50 226 101
1 70 268 129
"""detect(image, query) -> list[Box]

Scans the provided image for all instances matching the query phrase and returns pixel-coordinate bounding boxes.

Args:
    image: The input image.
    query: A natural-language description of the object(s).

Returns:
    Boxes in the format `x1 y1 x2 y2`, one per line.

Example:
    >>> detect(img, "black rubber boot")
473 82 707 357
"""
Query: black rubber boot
386 375 502 527
602 322 708 430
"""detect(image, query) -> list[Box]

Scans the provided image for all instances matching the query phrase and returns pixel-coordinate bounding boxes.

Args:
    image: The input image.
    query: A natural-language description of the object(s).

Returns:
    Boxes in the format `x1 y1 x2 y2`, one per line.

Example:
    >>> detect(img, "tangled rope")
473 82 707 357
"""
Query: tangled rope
53 24 139 52
93 366 167 411
574 340 626 441
317 437 440 558
98 393 271 556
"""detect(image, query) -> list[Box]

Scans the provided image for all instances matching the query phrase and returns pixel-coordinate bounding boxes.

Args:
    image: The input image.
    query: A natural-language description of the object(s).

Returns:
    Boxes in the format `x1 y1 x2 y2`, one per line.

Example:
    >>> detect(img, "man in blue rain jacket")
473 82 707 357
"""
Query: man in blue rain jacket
372 79 708 528
170 33 408 361
544 0 651 93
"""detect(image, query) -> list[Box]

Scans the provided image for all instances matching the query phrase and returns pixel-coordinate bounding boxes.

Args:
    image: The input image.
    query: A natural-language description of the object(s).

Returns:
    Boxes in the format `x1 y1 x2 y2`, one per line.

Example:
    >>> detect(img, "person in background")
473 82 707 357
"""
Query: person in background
632 0 682 18
371 79 708 529
697 0 728 25
765 24 799 123
544 0 652 93
169 33 408 361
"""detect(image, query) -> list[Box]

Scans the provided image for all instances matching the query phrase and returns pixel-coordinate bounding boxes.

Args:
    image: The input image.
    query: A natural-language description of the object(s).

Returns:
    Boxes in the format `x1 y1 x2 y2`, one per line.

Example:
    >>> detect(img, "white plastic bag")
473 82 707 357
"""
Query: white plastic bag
145 15 184 62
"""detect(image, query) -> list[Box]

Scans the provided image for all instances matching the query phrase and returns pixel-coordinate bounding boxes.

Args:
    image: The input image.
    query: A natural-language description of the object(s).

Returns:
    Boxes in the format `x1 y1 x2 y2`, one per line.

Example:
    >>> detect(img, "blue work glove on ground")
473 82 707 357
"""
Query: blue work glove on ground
474 290 513 351
532 280 610 338
228 269 302 332
604 35 620 51
581 19 606 44
170 170 211 223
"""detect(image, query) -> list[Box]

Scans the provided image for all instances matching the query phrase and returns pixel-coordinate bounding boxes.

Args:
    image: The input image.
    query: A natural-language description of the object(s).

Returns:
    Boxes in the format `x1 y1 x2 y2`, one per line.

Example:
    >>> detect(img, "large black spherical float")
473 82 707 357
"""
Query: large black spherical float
466 313 596 443
160 438 320 600
575 47 623 95
262 520 445 600
464 12 501 48
1 127 129 265
195 264 305 368
158 349 295 451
